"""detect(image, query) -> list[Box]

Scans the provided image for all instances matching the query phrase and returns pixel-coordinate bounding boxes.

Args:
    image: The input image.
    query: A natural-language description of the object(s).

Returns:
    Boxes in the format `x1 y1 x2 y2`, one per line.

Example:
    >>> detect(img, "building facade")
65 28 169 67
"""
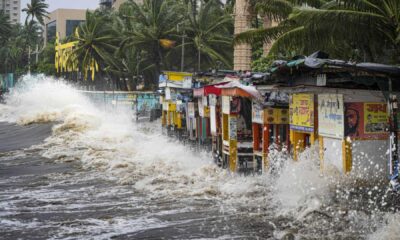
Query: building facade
44 9 87 43
0 0 20 24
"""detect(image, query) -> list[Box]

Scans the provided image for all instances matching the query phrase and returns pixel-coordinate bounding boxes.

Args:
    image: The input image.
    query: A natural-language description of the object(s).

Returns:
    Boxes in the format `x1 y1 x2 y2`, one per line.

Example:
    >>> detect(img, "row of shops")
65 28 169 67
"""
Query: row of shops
158 54 400 185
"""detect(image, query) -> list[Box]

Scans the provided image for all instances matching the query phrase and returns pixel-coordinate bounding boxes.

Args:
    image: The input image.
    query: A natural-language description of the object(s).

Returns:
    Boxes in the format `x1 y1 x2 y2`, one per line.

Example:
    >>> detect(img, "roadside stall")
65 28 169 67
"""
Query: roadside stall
266 54 400 182
159 71 193 137
252 89 289 172
219 82 261 173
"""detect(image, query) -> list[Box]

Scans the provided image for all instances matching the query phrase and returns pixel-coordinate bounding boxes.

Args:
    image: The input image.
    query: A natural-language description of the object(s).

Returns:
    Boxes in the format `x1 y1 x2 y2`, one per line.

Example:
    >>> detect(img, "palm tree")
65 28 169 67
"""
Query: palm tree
120 0 184 87
72 11 120 81
22 0 49 25
236 0 400 64
0 11 11 43
184 0 234 70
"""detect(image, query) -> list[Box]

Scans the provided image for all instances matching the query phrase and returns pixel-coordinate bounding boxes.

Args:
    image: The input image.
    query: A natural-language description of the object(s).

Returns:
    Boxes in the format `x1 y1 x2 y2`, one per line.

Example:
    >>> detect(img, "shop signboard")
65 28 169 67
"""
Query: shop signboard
252 102 264 124
222 96 230 114
290 94 314 132
344 102 388 140
318 94 344 139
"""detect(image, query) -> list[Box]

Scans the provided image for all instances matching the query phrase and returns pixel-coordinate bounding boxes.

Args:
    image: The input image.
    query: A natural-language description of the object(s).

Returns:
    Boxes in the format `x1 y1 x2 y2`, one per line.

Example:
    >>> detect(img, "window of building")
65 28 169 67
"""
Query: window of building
46 20 57 43
66 20 85 37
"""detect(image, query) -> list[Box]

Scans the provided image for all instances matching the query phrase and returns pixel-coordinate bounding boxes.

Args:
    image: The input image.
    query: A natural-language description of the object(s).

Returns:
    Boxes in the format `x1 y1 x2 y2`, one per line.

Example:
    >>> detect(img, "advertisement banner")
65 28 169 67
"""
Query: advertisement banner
252 102 264 124
364 103 388 133
264 108 289 124
318 94 344 139
345 102 388 140
222 96 230 114
290 94 314 132
210 106 217 135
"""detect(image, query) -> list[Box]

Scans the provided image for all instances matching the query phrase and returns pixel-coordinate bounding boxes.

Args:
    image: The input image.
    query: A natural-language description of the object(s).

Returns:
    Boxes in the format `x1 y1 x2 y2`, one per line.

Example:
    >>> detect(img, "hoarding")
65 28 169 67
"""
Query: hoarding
344 102 388 140
289 94 314 132
318 94 344 139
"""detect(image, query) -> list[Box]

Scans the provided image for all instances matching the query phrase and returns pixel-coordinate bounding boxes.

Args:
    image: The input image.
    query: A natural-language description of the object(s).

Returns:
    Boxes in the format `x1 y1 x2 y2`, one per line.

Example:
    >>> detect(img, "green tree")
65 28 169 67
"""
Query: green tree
0 12 11 43
22 0 50 25
120 0 184 87
236 0 400 64
72 11 120 82
183 0 233 71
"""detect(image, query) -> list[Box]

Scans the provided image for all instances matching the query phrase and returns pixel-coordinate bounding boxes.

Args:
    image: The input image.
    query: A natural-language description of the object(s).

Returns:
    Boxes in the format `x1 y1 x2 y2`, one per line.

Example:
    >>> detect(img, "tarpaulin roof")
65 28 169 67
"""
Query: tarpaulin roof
269 54 400 77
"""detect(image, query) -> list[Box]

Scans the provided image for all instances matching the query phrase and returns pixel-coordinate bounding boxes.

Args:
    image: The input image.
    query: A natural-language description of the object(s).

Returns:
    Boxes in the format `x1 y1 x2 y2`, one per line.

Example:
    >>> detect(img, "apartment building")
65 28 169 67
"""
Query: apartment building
0 0 20 24
44 9 86 43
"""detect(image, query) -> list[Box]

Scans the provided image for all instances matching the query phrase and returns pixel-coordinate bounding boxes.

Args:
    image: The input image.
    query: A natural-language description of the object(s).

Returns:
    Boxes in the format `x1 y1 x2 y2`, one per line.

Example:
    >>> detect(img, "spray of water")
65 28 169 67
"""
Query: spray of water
1 74 399 238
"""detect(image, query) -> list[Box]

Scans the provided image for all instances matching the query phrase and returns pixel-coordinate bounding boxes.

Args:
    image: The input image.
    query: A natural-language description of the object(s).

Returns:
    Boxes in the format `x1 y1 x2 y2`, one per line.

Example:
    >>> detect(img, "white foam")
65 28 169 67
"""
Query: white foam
368 213 400 240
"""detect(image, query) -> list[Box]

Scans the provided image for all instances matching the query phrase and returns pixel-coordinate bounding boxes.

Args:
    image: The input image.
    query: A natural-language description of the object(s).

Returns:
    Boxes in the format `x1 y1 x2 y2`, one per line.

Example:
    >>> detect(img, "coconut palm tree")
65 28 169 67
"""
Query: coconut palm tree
120 0 184 86
22 0 49 25
72 11 120 81
236 0 400 63
184 0 234 70
0 11 11 43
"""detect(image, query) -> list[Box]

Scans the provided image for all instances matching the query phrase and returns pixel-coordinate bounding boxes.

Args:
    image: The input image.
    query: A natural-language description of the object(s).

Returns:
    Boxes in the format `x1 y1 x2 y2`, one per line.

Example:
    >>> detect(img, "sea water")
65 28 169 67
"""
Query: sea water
0 74 399 239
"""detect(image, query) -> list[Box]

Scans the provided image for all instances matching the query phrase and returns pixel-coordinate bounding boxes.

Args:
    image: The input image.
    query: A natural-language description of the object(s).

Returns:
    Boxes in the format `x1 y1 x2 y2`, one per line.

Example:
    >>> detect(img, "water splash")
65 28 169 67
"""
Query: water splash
2 74 400 239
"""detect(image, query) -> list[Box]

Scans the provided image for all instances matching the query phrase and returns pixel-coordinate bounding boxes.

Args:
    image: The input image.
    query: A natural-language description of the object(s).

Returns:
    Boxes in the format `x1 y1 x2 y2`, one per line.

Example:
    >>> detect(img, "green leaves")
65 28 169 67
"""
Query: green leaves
236 0 400 66
22 0 49 26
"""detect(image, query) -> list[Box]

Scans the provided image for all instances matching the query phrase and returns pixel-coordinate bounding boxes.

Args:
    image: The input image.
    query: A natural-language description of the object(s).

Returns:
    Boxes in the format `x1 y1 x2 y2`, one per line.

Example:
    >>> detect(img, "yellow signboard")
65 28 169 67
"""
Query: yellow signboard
264 108 289 124
163 71 192 81
364 103 388 133
290 94 314 132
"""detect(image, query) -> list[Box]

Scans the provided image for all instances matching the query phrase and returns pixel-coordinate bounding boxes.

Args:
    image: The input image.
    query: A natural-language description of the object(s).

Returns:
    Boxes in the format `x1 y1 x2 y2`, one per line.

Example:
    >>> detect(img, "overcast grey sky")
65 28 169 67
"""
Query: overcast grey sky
21 0 99 22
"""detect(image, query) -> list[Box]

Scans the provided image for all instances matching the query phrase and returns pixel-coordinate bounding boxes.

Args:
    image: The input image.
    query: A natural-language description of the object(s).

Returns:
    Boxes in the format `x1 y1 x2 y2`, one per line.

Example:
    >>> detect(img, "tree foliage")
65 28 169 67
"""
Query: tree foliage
236 0 400 65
